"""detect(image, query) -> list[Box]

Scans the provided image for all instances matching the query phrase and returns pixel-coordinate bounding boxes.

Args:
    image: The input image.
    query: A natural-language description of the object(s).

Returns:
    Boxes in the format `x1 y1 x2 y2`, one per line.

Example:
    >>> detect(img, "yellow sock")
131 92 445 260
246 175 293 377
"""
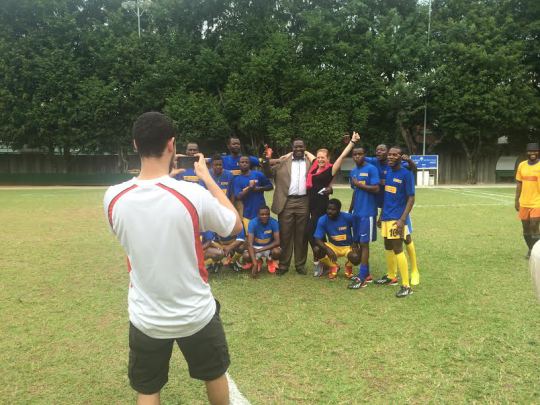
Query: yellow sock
396 252 409 287
406 241 418 273
231 252 241 262
385 250 397 279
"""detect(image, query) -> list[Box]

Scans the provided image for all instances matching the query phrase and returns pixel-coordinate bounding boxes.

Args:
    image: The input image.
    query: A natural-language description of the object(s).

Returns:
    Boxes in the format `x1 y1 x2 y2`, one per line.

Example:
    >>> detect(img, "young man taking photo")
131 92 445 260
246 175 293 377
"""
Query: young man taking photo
104 112 242 405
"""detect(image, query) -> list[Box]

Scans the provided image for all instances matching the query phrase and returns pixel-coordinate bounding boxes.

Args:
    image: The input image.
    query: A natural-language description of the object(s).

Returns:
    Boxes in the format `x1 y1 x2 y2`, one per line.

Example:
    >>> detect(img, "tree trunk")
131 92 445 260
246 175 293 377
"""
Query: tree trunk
63 145 72 173
459 138 478 184
117 144 128 173
466 156 478 184
397 112 417 154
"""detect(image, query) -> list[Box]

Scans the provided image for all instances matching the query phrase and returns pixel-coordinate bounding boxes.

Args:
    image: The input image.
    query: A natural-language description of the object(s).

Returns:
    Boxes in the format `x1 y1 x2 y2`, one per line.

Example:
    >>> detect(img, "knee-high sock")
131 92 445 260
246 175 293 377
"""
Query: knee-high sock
406 241 419 273
530 235 540 250
385 250 397 279
359 264 369 279
524 234 533 250
395 252 409 287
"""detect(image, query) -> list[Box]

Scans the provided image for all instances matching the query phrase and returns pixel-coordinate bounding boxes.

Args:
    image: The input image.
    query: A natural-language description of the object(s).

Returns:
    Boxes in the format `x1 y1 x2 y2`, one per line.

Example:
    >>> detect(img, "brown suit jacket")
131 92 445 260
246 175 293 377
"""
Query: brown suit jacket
263 156 311 215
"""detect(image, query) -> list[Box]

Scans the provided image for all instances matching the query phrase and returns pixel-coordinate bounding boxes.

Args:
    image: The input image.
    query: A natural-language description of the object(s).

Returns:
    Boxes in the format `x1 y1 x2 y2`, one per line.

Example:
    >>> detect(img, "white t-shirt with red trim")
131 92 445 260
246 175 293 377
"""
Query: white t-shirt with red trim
104 175 236 339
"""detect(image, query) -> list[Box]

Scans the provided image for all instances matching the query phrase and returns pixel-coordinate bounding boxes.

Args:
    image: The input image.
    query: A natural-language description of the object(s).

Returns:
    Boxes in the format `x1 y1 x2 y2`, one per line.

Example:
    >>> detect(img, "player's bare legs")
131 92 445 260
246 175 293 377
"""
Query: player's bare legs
205 374 229 405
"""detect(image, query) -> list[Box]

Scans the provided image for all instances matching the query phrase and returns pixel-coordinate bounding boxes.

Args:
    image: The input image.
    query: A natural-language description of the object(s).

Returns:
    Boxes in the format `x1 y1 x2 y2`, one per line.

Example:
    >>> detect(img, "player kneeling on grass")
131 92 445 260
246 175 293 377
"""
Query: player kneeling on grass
244 205 281 276
215 228 247 272
313 199 361 280
375 146 415 298
202 231 222 273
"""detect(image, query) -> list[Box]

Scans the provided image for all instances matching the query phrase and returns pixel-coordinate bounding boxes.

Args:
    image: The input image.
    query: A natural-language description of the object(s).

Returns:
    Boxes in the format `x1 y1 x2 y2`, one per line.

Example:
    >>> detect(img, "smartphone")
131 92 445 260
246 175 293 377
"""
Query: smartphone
177 156 198 169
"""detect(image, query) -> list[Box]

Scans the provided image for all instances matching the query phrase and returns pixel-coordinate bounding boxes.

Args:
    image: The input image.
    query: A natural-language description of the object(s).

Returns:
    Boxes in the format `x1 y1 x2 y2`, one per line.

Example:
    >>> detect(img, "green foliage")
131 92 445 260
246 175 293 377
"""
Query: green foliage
0 0 538 180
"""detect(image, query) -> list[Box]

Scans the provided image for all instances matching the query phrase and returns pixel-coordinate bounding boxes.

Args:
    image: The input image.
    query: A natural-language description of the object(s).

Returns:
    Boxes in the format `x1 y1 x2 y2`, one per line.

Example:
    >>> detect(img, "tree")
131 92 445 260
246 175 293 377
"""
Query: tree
429 0 537 183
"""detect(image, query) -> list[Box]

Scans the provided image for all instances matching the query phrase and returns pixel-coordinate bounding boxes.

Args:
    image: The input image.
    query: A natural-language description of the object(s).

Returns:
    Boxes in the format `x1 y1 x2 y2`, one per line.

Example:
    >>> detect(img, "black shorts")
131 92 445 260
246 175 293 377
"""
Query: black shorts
128 300 230 395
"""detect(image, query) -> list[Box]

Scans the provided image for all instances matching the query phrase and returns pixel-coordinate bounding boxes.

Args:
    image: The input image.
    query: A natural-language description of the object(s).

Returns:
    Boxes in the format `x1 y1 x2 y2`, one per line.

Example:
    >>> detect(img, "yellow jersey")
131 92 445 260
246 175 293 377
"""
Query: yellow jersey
516 160 540 208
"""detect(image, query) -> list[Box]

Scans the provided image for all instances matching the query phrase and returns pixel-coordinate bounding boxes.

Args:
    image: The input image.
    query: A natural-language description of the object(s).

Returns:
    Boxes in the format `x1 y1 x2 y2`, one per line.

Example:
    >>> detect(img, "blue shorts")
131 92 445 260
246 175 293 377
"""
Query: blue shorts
353 216 377 243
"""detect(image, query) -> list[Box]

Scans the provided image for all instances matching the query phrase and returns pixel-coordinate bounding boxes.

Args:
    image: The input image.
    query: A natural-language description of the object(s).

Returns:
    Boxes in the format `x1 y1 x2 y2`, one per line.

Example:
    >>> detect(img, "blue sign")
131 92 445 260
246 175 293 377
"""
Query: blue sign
411 155 438 170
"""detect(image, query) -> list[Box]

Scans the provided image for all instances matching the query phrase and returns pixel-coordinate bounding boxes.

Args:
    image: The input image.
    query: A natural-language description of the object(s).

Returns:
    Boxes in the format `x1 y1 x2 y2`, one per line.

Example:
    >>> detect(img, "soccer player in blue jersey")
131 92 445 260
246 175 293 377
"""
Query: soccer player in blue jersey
366 144 420 286
171 142 201 183
233 156 273 230
223 136 260 176
244 206 281 276
347 146 380 289
201 231 222 273
209 155 234 199
375 146 416 298
205 227 246 273
313 199 361 280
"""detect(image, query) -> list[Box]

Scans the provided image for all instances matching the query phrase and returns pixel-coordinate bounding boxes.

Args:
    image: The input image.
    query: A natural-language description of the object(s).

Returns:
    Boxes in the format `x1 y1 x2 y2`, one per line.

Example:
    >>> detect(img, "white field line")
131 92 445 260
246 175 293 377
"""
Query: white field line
415 202 511 208
446 188 514 199
227 373 251 405
441 188 513 204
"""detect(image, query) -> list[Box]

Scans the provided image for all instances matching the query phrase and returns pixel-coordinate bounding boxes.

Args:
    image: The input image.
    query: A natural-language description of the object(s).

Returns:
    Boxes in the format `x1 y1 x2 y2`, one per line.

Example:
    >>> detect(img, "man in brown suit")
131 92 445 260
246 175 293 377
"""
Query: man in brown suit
263 139 313 275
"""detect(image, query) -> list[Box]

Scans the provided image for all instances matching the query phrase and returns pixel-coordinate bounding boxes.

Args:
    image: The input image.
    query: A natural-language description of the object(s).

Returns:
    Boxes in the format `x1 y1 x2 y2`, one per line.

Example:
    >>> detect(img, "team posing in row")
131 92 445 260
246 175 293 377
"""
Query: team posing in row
170 134 420 298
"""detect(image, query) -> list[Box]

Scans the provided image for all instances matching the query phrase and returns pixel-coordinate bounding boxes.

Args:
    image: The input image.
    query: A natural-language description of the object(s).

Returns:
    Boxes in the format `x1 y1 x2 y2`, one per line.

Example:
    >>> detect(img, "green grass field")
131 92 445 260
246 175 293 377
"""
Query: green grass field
1 186 539 404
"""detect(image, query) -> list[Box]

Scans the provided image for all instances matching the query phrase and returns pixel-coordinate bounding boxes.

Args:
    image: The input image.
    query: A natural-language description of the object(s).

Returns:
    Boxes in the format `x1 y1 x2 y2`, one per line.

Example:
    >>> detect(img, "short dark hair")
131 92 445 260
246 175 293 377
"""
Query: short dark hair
352 145 366 153
211 154 223 162
292 138 305 145
132 112 176 158
228 136 240 144
259 205 271 212
328 198 342 211
389 145 403 154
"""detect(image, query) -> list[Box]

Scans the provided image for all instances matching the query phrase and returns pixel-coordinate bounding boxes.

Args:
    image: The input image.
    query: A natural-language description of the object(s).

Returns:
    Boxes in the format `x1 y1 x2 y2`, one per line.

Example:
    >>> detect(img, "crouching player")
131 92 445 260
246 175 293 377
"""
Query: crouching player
375 146 416 298
244 205 281 276
347 146 380 289
313 199 361 280
204 228 247 273
201 231 222 273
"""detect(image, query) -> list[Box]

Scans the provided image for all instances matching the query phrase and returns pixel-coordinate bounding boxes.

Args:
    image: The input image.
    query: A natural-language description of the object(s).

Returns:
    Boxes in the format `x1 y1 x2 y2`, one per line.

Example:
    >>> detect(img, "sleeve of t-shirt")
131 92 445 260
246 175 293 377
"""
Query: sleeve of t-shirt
196 188 237 237
313 217 326 240
232 177 243 198
405 171 415 196
250 156 260 167
236 226 246 241
343 212 354 226
257 172 272 188
270 219 279 233
103 186 115 233
248 219 258 237
516 163 523 181
369 166 380 185
349 170 355 189
365 157 376 164
201 231 215 242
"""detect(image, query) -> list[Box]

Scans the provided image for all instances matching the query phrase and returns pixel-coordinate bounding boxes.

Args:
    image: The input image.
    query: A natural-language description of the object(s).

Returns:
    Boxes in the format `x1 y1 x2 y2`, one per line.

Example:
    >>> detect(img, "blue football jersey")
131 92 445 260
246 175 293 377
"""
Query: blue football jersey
232 171 272 219
222 155 260 176
381 167 415 221
314 212 354 247
350 163 379 217
248 217 279 246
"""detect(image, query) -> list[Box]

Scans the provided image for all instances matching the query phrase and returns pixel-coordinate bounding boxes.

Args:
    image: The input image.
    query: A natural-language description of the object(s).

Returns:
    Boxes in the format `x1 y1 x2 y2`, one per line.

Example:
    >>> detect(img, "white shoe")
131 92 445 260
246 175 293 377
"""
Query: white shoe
313 262 323 277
